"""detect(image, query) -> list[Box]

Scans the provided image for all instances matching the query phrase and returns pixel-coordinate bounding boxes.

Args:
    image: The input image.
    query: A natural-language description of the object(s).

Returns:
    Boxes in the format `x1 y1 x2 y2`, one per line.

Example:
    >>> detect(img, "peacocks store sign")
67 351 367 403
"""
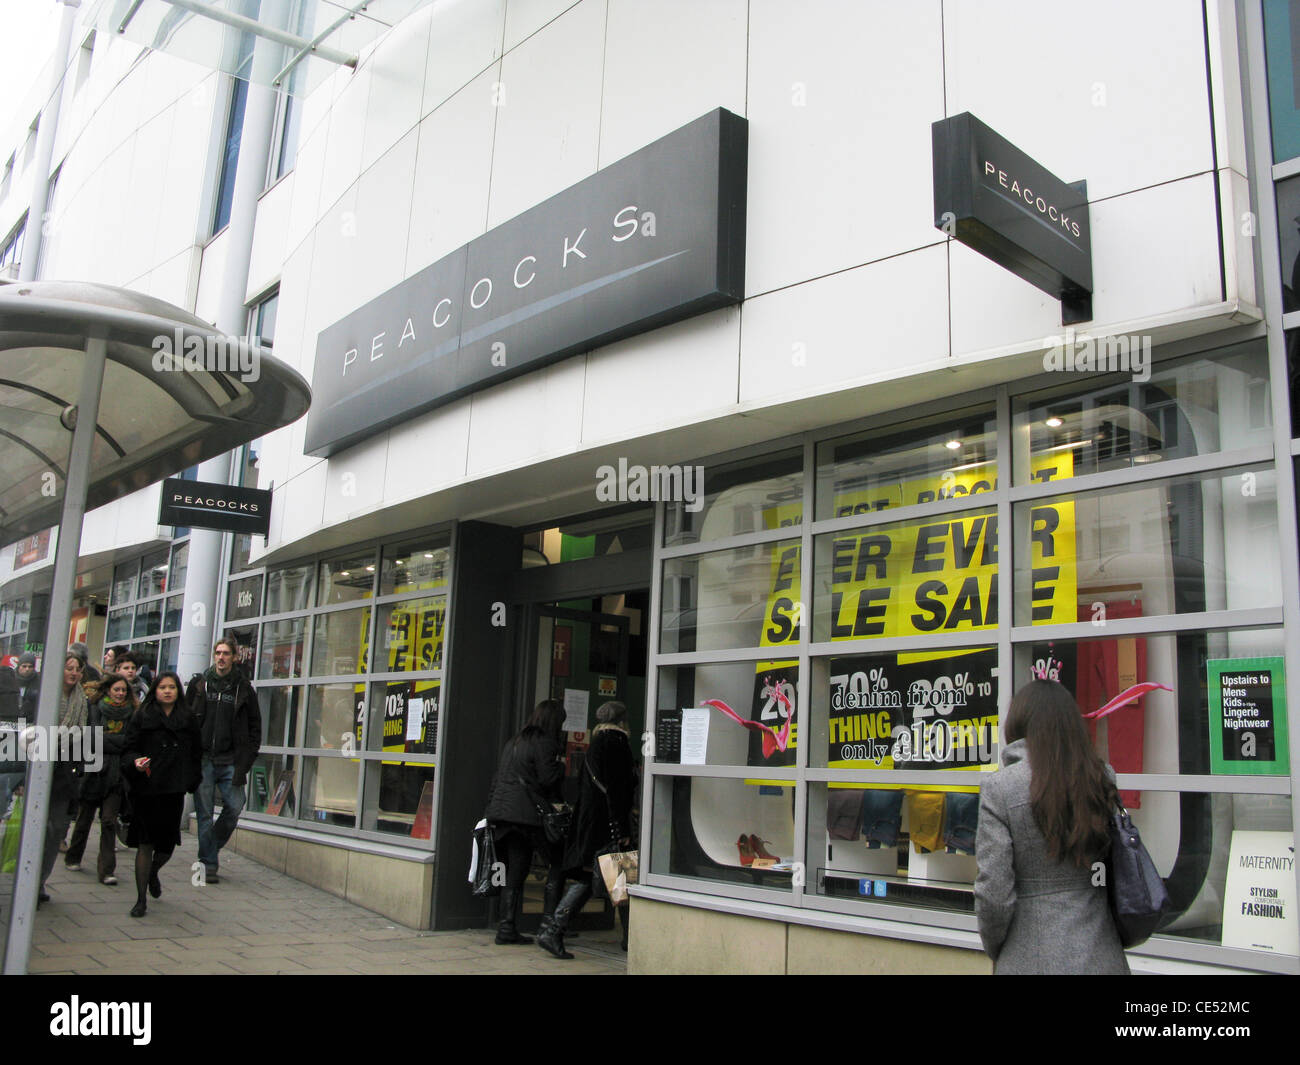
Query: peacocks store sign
932 112 1093 322
305 108 749 457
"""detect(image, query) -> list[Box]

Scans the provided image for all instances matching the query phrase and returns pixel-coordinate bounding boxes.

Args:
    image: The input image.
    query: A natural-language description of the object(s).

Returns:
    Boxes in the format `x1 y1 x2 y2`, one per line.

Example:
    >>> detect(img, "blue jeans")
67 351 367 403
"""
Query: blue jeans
195 759 245 872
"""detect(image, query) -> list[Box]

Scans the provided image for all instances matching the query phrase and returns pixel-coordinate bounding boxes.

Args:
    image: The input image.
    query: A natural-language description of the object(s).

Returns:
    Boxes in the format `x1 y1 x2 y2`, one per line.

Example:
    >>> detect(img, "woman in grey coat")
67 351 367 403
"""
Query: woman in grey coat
974 680 1128 974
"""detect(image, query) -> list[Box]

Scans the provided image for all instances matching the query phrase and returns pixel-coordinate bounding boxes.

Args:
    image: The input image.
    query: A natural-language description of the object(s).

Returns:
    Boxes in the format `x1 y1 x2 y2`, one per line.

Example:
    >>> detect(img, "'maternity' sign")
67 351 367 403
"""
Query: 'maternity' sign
305 108 748 457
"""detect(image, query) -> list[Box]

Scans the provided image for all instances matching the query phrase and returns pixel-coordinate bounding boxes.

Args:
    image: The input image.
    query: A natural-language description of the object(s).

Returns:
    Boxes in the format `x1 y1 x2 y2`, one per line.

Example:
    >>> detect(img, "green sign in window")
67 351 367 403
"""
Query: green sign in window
1207 657 1290 775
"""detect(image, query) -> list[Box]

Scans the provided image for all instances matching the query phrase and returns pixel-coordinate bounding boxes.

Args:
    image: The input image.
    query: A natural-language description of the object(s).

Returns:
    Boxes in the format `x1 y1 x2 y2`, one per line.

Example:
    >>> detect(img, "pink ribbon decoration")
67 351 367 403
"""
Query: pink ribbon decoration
701 684 796 760
1081 681 1172 720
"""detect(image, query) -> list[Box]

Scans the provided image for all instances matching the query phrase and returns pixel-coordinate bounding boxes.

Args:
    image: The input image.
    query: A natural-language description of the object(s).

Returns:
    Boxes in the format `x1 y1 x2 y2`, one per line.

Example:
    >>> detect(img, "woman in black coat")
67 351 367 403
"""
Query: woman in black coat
121 671 201 918
65 672 136 884
539 700 637 959
482 699 566 945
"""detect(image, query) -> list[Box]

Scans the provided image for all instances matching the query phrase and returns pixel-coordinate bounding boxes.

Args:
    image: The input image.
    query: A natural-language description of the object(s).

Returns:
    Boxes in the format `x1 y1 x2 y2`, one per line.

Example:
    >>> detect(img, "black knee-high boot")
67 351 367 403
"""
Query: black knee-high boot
495 887 533 945
538 881 590 959
542 871 580 938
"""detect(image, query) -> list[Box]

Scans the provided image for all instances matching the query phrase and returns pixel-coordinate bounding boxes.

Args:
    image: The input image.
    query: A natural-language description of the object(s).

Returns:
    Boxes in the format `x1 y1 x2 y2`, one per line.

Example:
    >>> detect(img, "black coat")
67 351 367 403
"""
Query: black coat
79 696 133 803
18 676 39 720
484 730 564 828
121 701 202 797
187 670 262 786
564 725 636 870
0 667 18 723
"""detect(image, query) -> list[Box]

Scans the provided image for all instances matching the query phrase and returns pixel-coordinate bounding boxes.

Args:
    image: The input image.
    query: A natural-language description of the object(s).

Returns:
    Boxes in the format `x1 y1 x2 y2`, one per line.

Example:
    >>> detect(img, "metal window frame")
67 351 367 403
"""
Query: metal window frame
640 322 1299 971
224 521 455 851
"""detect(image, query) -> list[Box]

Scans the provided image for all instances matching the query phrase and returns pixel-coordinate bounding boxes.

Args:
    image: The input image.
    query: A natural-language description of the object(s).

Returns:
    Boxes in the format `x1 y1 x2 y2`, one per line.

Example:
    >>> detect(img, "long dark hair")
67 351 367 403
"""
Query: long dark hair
521 698 564 741
1004 680 1115 868
141 671 187 715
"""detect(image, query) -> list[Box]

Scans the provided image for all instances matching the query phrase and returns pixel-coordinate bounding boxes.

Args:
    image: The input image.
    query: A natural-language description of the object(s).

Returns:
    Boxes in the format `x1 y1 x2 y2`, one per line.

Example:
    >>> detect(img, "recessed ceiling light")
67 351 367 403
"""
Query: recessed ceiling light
945 439 961 450
341 571 349 577
365 565 375 572
1045 416 1063 428
423 553 432 558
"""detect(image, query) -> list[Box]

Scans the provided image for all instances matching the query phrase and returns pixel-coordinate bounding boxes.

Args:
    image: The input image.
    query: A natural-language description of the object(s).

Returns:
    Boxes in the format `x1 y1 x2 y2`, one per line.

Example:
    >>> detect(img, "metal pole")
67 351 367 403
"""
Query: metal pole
177 0 283 680
1241 0 1300 963
156 0 357 68
3 333 107 974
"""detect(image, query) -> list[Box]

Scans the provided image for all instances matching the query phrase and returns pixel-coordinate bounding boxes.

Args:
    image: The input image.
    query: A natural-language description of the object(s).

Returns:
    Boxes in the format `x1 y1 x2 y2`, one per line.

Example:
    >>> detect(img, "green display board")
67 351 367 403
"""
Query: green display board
1207 657 1291 775
249 765 270 813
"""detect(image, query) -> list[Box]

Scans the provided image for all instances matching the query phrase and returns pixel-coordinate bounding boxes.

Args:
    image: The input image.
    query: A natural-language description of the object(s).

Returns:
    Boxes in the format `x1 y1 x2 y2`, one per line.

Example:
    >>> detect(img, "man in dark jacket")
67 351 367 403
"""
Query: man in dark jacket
188 638 261 883
16 652 40 718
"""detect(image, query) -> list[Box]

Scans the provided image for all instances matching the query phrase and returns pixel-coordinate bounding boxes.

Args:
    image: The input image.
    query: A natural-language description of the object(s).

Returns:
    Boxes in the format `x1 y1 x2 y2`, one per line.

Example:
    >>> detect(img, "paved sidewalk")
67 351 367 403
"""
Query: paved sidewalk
30 846 626 975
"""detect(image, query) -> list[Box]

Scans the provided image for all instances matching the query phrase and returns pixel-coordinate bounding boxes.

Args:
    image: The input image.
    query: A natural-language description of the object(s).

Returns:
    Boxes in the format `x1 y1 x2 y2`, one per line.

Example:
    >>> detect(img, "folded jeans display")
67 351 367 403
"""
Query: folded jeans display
860 789 904 849
905 791 946 854
941 791 979 855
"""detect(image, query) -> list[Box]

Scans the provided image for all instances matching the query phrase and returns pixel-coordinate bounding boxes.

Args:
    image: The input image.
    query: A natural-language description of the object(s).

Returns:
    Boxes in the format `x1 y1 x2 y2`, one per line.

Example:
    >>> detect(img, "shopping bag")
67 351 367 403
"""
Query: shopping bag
597 850 639 906
470 819 502 898
1 793 24 874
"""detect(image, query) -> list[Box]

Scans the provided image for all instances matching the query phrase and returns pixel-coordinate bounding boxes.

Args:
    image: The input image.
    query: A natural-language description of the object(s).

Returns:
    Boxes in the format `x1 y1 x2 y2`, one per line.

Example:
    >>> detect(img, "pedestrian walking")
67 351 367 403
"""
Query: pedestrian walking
538 700 637 959
64 672 136 885
15 652 39 718
974 679 1129 974
483 699 566 946
0 665 23 812
38 654 88 904
187 638 261 883
121 671 201 917
114 651 148 704
68 642 101 685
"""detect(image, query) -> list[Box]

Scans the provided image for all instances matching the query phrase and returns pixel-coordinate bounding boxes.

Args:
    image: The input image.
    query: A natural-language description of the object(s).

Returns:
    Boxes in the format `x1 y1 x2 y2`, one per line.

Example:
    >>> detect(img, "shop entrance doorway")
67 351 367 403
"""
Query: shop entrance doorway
505 508 653 934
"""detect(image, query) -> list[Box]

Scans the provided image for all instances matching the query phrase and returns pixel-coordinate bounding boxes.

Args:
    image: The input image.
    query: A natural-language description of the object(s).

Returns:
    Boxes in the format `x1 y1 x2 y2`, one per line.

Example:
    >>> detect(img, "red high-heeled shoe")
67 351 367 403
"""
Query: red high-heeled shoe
737 835 756 867
749 835 780 863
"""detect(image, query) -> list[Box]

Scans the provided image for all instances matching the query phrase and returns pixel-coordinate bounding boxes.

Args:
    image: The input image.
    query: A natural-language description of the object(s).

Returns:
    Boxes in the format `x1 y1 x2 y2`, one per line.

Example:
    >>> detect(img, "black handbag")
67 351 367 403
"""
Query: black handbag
1107 801 1170 947
513 740 572 844
471 822 501 898
535 799 573 845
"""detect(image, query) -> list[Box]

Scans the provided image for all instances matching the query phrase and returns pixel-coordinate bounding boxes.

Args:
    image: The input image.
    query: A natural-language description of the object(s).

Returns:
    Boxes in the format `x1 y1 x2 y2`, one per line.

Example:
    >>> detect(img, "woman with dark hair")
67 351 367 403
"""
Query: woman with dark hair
539 699 637 959
482 698 566 945
65 671 136 884
121 670 201 918
974 679 1127 974
38 654 89 904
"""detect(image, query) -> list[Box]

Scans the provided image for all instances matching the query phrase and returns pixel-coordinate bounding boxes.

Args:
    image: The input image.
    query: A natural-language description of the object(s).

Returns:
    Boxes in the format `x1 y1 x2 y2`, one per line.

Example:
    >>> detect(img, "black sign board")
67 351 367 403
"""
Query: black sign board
305 107 748 457
932 113 1092 320
1208 657 1291 775
159 478 272 536
225 574 263 621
